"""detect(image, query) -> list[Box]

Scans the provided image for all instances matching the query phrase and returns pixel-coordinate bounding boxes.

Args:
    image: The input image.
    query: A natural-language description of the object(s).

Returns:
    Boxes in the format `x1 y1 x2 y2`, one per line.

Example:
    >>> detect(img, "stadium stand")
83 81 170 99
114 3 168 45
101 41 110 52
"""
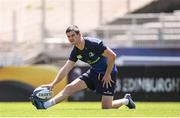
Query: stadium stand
0 0 155 65
94 11 180 48
0 0 180 65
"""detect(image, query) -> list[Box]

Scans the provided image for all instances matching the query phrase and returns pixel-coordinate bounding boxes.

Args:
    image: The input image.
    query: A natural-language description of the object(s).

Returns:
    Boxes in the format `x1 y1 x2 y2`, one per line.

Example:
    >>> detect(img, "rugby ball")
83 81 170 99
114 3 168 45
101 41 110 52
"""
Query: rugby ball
33 87 53 101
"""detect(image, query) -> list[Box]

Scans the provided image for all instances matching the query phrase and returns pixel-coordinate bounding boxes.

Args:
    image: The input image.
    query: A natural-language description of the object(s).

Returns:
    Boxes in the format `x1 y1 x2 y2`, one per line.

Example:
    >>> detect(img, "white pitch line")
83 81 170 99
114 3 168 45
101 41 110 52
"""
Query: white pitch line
0 116 180 118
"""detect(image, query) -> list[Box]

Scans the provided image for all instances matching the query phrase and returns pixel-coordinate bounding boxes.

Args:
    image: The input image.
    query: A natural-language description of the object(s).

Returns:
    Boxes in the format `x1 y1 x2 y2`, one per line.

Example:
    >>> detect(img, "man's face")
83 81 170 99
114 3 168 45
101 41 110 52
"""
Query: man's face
66 31 80 45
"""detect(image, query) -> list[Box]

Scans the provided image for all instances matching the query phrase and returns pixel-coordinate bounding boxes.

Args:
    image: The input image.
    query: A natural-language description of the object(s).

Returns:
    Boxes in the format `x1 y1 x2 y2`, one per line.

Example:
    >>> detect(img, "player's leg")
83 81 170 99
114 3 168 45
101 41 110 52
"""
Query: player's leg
99 73 135 109
112 97 129 108
54 78 87 103
101 95 113 109
112 94 136 109
44 69 94 109
101 94 135 109
44 78 87 109
101 95 128 109
97 73 115 109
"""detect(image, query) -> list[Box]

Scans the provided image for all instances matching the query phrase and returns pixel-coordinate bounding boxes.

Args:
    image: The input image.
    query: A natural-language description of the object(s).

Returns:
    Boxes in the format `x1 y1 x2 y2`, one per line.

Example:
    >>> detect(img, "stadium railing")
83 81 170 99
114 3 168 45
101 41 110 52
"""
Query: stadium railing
90 12 180 48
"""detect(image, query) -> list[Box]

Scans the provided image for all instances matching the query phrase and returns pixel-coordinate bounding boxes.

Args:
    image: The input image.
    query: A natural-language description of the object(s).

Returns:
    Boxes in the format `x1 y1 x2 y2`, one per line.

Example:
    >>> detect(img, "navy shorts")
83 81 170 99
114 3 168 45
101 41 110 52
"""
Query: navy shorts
79 69 117 96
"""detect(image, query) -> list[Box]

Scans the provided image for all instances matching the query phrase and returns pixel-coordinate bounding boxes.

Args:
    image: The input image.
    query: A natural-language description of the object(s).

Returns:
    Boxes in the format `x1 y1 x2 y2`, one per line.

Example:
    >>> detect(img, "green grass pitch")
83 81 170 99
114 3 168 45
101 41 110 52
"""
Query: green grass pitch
0 102 180 117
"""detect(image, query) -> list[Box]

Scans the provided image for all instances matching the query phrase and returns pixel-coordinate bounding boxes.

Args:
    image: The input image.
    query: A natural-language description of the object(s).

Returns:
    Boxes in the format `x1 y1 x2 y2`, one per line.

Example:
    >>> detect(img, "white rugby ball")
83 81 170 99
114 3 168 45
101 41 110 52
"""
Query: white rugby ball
33 87 53 101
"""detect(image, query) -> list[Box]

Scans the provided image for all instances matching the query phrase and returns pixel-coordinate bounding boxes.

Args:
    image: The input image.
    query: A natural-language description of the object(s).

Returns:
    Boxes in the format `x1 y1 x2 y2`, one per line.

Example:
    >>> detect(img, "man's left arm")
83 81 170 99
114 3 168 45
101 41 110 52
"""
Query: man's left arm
102 47 117 88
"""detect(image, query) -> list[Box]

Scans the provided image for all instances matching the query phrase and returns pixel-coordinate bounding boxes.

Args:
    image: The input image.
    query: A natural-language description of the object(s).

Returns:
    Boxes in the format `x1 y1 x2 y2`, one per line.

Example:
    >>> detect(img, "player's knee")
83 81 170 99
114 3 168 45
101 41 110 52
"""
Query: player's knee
64 84 75 94
102 105 112 109
101 96 113 109
102 103 112 109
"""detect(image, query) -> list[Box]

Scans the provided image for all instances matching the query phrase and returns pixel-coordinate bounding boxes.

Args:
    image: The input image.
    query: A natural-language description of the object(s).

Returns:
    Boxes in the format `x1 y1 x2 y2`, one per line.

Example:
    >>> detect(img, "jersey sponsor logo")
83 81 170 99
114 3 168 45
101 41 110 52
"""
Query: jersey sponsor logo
89 52 95 57
88 57 100 64
77 55 82 59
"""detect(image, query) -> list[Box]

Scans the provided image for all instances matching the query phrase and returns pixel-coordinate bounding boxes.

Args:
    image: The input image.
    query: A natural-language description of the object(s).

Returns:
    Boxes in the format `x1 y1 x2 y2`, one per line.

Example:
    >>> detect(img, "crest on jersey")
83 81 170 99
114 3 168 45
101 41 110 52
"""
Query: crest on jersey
89 52 95 57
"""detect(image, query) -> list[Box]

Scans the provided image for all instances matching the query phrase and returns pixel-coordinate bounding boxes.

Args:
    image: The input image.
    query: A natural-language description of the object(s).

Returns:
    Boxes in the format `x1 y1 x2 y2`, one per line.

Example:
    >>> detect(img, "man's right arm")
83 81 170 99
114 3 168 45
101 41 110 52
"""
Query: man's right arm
48 60 75 89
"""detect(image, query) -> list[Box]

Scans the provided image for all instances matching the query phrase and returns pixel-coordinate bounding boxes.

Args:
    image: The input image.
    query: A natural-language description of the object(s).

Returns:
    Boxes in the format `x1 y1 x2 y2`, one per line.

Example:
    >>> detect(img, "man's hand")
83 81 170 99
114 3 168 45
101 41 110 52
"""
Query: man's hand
102 74 114 88
40 83 54 90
